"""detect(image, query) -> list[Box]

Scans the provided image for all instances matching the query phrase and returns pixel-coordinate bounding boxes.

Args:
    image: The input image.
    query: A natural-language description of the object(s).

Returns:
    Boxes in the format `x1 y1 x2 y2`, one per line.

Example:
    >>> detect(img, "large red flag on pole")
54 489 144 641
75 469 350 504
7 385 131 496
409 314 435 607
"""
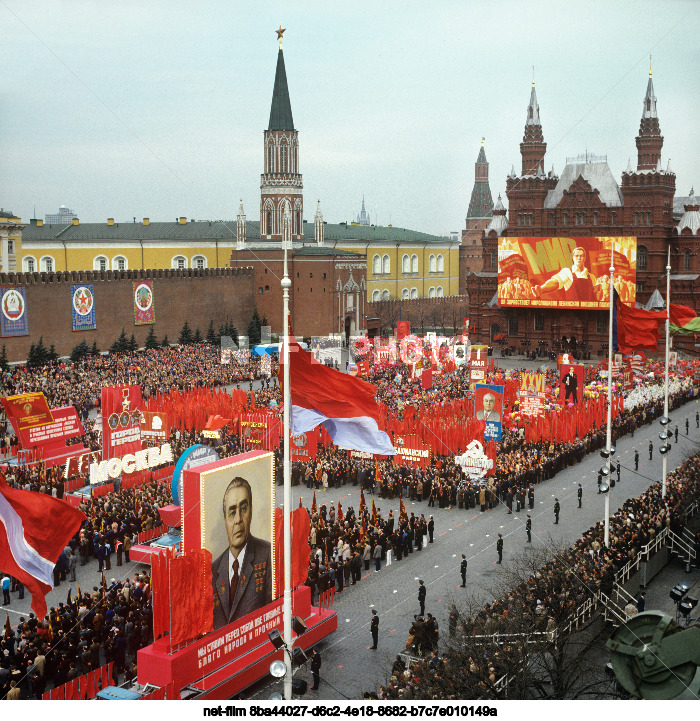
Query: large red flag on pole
0 478 85 620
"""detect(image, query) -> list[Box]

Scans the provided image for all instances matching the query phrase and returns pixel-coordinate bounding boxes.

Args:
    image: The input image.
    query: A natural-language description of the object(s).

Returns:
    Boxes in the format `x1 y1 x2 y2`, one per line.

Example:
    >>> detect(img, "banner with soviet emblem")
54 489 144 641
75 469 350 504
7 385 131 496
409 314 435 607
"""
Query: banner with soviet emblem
101 384 144 460
0 286 29 336
71 283 96 331
133 279 155 325
290 428 319 460
1 392 54 432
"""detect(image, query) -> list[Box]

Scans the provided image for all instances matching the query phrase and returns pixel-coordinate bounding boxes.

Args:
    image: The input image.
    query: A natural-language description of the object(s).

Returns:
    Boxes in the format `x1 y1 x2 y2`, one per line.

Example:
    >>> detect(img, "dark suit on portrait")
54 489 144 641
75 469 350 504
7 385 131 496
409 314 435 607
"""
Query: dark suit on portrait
476 410 500 422
212 535 272 630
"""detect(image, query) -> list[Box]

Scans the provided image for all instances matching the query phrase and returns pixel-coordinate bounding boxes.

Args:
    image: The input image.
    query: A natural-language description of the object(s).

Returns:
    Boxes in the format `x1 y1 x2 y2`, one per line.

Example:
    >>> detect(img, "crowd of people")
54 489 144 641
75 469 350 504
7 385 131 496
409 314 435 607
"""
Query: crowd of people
1 342 699 700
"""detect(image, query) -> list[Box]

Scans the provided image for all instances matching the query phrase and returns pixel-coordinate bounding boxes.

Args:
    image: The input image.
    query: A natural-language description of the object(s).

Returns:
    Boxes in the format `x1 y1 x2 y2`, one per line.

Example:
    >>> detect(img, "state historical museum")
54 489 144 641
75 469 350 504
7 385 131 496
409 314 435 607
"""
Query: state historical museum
467 71 699 358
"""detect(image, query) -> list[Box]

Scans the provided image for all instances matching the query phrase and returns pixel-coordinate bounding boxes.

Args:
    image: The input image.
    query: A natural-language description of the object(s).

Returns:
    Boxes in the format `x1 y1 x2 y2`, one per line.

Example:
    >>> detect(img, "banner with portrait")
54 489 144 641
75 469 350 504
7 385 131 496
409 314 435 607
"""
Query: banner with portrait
133 279 155 325
0 286 29 336
518 371 546 417
498 236 637 310
181 451 275 631
71 283 96 331
475 383 504 442
559 364 584 406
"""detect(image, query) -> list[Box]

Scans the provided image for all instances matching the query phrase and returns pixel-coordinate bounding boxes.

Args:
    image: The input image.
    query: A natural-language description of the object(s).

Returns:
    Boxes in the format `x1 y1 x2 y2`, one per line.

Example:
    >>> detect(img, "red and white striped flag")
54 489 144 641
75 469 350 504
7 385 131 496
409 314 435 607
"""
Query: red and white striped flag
0 477 85 620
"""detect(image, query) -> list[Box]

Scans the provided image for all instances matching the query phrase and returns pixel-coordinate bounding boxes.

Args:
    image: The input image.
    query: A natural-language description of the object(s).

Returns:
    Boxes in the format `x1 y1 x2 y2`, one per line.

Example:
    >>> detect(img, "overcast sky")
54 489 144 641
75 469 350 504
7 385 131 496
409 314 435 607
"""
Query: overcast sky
2 0 698 235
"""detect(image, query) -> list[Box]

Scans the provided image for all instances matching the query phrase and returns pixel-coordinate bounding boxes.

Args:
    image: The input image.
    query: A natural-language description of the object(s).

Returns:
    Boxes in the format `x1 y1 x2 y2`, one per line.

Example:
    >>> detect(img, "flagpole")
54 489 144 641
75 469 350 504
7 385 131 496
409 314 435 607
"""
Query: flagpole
604 249 614 548
281 209 293 700
662 245 670 498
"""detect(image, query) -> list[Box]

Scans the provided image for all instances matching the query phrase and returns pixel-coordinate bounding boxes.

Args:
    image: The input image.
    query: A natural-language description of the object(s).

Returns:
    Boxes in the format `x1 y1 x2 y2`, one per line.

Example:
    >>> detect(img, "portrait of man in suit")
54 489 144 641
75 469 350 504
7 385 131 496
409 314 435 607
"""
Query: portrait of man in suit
476 393 501 422
211 476 272 630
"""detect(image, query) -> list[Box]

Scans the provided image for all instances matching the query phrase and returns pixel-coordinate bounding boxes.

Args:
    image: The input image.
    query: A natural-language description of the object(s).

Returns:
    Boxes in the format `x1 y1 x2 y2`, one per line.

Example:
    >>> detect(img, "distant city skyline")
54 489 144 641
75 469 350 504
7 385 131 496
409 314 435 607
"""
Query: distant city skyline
3 1 698 236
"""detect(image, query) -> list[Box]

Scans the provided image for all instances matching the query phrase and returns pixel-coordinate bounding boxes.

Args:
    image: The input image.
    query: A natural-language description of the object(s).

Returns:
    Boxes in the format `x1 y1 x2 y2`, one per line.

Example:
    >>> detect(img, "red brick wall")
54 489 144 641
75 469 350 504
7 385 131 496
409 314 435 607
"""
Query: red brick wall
0 267 255 362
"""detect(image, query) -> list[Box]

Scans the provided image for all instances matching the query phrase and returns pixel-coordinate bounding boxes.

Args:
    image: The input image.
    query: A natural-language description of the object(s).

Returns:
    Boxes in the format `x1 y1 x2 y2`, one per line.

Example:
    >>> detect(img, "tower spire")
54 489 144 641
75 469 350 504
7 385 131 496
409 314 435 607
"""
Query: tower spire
635 68 662 170
520 76 545 175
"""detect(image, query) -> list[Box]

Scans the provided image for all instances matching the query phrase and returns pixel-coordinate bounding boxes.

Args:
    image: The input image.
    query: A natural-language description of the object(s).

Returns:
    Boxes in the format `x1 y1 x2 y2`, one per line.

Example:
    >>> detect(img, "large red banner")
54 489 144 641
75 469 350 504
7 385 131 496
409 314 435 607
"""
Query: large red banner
239 412 280 450
498 236 637 310
518 371 546 417
393 434 430 468
1 392 54 431
101 385 144 460
290 429 319 460
560 364 585 405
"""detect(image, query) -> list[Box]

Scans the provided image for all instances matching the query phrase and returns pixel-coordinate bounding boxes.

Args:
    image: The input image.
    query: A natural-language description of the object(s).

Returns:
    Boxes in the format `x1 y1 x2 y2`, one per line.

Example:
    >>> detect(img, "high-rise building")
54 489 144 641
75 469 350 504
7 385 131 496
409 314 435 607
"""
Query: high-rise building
45 205 78 225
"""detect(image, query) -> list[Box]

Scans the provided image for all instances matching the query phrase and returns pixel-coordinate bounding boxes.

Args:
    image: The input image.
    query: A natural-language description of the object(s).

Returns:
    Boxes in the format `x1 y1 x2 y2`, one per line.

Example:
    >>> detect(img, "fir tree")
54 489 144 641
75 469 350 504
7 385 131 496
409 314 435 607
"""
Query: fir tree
128 334 138 352
178 321 193 345
70 340 90 362
90 341 100 357
193 327 203 344
110 328 129 355
161 334 170 348
206 320 217 345
145 326 159 349
246 309 262 345
0 345 9 373
48 344 59 362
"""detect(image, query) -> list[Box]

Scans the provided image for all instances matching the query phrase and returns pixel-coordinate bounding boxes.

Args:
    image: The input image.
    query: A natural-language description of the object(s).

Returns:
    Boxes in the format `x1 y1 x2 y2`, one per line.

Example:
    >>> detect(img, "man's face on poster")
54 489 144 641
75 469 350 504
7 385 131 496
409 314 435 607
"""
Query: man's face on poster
224 484 252 556
572 248 586 272
483 394 495 413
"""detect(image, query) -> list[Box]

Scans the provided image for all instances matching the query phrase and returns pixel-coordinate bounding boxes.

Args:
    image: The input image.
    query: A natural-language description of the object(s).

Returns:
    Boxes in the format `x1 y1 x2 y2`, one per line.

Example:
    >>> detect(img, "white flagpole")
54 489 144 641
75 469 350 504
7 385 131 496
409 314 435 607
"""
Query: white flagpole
604 248 614 548
662 245 670 498
281 209 293 700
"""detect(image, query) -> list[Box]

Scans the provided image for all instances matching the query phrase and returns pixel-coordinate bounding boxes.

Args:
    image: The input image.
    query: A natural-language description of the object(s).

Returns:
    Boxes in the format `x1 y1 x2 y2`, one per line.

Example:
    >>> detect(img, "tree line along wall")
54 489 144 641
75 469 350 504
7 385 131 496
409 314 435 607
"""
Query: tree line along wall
0 267 255 362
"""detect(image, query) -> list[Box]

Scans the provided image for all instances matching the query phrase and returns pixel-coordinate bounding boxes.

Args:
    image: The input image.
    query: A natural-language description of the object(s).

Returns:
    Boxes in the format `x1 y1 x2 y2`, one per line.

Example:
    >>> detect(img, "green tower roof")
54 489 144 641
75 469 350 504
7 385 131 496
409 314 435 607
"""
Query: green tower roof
268 49 295 131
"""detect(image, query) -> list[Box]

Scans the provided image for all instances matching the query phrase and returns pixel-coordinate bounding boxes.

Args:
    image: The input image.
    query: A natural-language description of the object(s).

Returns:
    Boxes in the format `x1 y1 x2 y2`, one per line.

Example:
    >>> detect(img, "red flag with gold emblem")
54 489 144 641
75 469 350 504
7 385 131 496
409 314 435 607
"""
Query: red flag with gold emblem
371 498 379 528
399 496 408 524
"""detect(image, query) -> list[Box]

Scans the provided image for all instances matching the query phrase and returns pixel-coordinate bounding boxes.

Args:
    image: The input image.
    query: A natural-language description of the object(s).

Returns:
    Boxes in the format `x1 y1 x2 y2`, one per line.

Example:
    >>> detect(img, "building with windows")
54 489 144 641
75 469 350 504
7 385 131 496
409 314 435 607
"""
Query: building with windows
44 205 78 225
467 72 698 357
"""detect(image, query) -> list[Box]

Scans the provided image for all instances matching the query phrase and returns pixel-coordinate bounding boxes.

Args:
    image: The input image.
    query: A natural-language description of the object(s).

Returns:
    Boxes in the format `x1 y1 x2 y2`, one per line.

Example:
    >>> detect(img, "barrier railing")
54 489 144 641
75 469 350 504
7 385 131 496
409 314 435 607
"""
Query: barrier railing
137 526 166 544
42 662 113 700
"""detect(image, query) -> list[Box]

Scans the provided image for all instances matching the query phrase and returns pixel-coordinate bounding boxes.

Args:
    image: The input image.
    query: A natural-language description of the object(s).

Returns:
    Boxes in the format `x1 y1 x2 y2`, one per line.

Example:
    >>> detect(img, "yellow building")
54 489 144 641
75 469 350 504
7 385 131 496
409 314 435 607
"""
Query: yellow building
17 216 236 273
316 221 460 301
0 210 25 273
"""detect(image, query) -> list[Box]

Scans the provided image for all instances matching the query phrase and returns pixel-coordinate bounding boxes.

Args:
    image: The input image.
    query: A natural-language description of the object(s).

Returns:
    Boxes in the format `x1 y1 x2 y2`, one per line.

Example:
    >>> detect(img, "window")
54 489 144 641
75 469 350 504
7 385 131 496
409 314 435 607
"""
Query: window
265 285 270 292
280 144 288 173
372 255 381 274
637 245 647 270
323 273 326 279
258 287 263 294
94 256 108 271
517 214 522 226
636 282 645 294
562 213 568 226
382 289 390 300
611 212 616 226
268 144 274 171
508 316 519 335
490 251 496 269
402 254 410 273
550 213 556 227
429 254 436 272
411 255 418 273
436 286 443 297
684 249 691 271
296 211 301 234
7 241 13 254
593 212 598 226
428 287 436 298
402 288 409 300
436 254 444 273
267 211 273 235
40 256 54 272
372 290 380 302
309 273 313 278
596 315 607 334
172 256 186 270
382 254 390 274
116 257 126 271
23 257 35 272
534 314 544 332
634 213 638 226
192 255 206 269
410 288 418 299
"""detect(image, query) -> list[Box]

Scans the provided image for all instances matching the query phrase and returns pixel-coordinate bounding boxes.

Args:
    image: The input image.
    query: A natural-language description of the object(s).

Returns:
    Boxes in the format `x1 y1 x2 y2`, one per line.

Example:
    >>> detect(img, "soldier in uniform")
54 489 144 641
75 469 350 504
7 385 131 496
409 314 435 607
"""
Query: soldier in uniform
553 498 560 525
578 484 583 508
526 515 532 543
370 610 379 650
460 554 467 587
496 534 503 564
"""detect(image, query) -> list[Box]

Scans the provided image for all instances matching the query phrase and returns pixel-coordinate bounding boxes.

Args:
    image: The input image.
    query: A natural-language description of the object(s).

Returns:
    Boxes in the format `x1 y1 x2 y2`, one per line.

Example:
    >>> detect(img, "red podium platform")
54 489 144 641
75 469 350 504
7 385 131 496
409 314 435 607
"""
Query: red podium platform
138 585 336 699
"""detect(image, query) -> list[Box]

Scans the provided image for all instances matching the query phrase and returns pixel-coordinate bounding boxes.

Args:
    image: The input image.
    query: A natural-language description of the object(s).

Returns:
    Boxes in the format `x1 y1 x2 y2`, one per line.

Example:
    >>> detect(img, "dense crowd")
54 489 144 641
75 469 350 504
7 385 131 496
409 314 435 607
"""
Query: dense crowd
1 343 699 700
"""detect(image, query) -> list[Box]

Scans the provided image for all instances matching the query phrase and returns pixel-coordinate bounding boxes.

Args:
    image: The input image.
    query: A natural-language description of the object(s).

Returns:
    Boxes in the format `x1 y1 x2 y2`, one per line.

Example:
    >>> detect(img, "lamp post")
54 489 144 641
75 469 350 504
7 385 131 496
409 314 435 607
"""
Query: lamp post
281 209 293 700
662 245 671 498
604 250 614 547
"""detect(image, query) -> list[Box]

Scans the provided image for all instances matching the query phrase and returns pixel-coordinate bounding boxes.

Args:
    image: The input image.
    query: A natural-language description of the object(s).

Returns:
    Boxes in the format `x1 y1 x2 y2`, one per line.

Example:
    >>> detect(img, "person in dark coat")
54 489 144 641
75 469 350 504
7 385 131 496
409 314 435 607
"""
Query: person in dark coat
553 498 560 525
578 484 583 508
309 648 321 690
496 534 503 564
526 515 532 543
460 555 467 587
370 610 379 650
418 580 426 616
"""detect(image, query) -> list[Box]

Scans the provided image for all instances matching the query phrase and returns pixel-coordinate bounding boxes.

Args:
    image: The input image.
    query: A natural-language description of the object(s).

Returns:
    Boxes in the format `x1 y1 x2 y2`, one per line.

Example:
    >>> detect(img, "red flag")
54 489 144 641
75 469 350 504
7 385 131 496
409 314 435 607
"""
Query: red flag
169 548 214 647
298 496 303 508
311 490 317 514
613 291 666 353
421 368 433 390
359 488 367 517
371 498 379 528
360 518 367 545
337 502 343 522
0 477 85 620
399 497 408 523
4 613 11 639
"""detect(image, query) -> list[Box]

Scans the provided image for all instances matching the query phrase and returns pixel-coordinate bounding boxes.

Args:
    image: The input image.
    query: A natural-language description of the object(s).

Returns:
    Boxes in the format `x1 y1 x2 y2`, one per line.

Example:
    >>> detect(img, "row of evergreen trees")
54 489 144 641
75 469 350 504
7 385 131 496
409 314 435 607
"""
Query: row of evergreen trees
0 309 270 370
